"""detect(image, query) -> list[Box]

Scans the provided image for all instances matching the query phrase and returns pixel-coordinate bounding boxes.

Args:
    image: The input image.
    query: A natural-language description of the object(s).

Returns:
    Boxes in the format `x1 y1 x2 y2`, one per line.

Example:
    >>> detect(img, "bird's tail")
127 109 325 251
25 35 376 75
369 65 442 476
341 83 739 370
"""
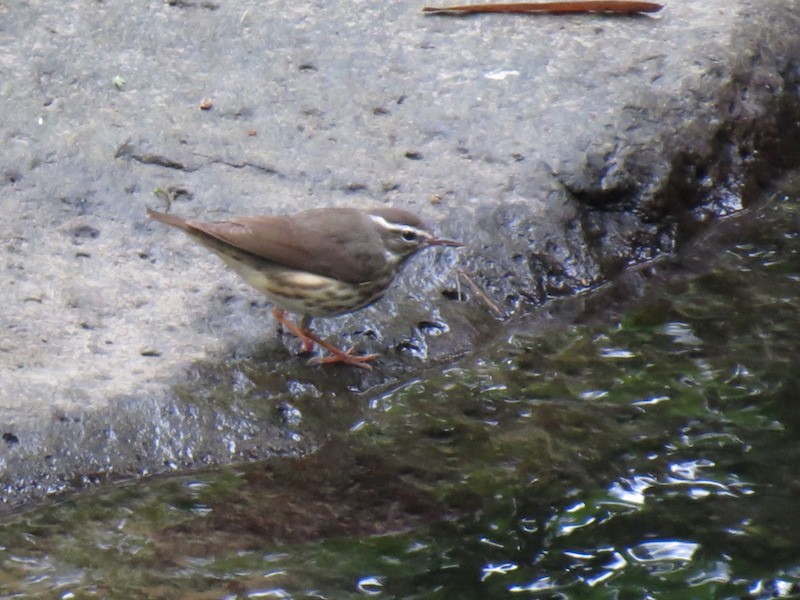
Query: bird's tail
147 209 192 231
147 208 245 264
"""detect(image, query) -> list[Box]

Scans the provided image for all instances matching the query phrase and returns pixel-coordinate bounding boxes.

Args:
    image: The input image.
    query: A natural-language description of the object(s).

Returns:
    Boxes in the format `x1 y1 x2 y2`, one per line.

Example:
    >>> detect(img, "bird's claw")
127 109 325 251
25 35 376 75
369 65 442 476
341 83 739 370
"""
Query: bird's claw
307 348 379 370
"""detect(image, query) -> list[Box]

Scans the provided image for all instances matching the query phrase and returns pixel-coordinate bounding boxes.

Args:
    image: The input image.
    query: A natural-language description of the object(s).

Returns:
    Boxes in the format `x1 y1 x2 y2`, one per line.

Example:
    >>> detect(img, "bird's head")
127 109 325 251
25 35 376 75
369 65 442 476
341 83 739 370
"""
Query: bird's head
367 208 463 263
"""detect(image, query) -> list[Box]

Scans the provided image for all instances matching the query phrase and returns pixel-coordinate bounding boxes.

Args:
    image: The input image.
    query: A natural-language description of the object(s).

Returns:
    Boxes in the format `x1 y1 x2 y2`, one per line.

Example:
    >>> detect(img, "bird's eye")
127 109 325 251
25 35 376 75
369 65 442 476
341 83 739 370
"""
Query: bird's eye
402 229 418 242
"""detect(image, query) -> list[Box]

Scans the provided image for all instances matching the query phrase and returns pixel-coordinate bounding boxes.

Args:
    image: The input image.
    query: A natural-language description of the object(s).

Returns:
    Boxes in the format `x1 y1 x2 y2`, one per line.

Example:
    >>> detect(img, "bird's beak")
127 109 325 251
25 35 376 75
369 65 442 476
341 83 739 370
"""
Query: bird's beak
427 237 464 248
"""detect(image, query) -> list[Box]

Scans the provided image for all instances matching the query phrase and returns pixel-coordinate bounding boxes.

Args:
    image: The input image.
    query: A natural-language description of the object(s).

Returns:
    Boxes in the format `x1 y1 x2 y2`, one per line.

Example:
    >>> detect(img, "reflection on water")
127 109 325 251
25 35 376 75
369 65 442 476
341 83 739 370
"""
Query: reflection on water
3 186 800 598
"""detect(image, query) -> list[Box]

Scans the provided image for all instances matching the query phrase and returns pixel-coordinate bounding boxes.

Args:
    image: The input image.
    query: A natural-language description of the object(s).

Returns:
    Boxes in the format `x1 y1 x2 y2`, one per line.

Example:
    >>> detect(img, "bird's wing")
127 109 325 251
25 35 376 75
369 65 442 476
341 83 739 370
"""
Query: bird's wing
185 209 387 284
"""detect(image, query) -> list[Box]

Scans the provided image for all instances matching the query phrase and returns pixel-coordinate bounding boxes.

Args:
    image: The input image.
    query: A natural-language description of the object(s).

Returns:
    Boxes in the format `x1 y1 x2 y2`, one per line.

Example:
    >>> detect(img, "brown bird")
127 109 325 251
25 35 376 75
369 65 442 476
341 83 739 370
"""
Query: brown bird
148 206 462 369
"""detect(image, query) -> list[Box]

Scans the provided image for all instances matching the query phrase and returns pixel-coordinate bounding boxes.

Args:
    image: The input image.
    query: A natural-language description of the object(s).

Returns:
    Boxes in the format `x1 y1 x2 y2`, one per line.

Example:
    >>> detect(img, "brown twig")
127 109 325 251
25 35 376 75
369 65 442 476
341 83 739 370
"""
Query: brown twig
457 269 505 317
423 1 663 15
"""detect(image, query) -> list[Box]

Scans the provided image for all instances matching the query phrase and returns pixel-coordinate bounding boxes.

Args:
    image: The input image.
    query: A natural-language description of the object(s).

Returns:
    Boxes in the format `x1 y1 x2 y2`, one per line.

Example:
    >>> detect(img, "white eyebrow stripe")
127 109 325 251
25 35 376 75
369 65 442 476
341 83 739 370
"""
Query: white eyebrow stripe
368 214 426 235
368 214 400 231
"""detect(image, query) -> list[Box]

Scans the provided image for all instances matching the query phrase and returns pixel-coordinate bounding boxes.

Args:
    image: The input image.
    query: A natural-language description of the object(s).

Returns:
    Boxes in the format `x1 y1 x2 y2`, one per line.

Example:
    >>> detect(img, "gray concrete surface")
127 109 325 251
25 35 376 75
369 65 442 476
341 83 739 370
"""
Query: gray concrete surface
1 0 799 505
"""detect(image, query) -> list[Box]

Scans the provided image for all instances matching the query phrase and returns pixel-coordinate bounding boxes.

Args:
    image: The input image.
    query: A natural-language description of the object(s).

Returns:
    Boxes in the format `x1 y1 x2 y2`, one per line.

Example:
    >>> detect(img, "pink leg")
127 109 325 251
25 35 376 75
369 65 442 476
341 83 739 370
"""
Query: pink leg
271 309 379 370
273 309 316 352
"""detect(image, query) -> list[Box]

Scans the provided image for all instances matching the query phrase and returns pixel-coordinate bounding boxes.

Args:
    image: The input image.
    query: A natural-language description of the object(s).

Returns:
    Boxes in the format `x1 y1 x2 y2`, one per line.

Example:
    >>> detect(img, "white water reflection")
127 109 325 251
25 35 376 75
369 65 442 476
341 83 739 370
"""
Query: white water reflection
669 458 714 479
687 560 731 586
632 394 670 406
356 576 384 595
608 475 657 505
605 457 753 512
628 540 699 563
663 322 703 346
508 576 558 593
480 562 518 582
750 578 797 597
600 347 636 359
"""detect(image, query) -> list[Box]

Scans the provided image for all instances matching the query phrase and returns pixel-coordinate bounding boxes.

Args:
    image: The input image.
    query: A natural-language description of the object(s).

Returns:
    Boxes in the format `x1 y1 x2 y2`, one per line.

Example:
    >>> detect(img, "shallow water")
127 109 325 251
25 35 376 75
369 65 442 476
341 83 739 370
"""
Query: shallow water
2 180 800 599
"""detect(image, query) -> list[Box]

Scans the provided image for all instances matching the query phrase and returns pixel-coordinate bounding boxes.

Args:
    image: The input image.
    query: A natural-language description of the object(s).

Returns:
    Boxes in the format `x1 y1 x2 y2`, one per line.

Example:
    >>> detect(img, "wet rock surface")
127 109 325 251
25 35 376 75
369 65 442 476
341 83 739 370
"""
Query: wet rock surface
1 0 799 505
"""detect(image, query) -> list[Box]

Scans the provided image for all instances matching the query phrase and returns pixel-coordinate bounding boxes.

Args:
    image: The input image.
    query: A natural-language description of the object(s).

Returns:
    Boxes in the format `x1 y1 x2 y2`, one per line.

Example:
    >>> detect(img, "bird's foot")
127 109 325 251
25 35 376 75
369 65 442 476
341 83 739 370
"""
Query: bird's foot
272 308 378 370
307 347 380 370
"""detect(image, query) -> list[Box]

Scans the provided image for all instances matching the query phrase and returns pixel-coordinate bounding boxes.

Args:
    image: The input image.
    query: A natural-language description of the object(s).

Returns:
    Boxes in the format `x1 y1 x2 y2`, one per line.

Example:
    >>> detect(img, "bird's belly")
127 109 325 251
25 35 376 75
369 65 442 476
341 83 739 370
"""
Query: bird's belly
219 254 390 317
